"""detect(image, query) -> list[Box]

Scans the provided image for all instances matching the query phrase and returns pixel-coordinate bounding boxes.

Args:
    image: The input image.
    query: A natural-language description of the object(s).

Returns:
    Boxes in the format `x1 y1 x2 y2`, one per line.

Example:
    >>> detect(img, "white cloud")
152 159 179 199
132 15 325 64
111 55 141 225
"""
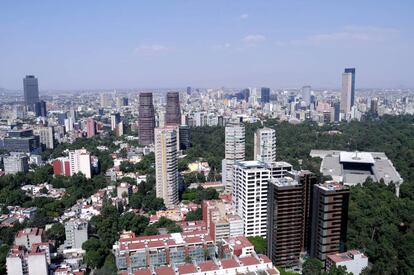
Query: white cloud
240 14 249 20
212 43 231 50
242 34 266 45
291 26 400 46
134 44 168 54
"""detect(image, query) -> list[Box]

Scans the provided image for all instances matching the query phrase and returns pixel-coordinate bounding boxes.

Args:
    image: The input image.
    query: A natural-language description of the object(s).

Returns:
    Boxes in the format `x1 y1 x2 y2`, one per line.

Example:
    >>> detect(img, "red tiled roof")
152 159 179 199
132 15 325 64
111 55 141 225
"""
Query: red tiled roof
221 258 240 269
16 228 43 238
239 256 260 266
259 255 272 263
178 264 197 274
133 270 152 275
155 266 175 275
198 260 218 272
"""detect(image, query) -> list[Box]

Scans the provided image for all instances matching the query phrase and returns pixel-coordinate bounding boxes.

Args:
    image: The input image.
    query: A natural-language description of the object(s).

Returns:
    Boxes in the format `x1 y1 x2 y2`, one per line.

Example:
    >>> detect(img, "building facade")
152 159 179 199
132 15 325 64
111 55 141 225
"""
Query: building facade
111 112 121 131
340 68 356 115
14 228 43 249
138 93 156 145
165 92 181 125
64 219 88 249
326 250 368 275
86 117 97 138
267 176 304 267
309 182 350 263
23 75 39 111
37 126 55 149
4 153 29 175
254 127 276 163
222 125 245 192
260 87 270 103
155 127 179 209
232 161 269 237
69 149 92 179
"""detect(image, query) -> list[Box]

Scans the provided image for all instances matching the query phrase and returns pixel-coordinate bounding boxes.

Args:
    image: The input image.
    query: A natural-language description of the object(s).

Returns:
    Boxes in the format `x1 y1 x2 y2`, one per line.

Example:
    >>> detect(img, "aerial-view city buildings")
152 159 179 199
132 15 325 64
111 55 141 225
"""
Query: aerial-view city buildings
0 2 413 275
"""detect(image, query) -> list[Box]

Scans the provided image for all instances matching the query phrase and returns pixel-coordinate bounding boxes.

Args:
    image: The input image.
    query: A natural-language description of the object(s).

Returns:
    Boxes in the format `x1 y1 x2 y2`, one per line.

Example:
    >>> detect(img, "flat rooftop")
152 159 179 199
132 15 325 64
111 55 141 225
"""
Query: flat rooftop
310 150 403 186
339 151 375 164
235 160 267 169
271 176 299 187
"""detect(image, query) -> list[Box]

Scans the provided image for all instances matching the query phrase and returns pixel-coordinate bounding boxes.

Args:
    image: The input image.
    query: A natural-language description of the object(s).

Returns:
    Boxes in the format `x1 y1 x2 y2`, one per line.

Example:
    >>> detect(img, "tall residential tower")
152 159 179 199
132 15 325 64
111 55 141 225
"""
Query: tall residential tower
340 68 356 114
222 124 245 192
165 92 181 125
155 127 179 209
254 127 276 163
23 75 39 111
138 93 156 145
309 182 350 263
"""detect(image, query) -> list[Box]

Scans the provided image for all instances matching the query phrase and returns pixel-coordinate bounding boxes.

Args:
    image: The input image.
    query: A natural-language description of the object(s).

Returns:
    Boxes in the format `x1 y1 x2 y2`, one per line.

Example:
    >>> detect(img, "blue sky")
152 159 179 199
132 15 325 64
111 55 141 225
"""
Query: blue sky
0 1 413 90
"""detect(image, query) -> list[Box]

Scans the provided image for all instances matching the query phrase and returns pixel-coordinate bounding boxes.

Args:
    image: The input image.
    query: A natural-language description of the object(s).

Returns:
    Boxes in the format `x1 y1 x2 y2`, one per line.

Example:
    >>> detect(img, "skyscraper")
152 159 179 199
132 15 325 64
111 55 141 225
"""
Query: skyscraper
267 171 318 267
86 118 97 138
301 85 311 107
23 75 39 111
38 126 55 150
179 125 190 150
155 127 179 209
232 161 269 237
340 68 356 114
34 100 47 117
371 97 378 116
299 171 318 252
69 149 92 179
165 92 181 125
309 182 350 263
261 87 270 103
110 112 121 131
267 176 304 267
100 93 112 108
222 124 245 191
254 127 276 163
138 93 155 146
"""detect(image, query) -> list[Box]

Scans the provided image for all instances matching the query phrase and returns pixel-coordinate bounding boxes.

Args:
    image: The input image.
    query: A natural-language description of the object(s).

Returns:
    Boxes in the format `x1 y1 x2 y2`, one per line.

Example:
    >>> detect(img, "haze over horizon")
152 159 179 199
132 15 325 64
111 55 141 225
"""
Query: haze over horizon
1 1 413 90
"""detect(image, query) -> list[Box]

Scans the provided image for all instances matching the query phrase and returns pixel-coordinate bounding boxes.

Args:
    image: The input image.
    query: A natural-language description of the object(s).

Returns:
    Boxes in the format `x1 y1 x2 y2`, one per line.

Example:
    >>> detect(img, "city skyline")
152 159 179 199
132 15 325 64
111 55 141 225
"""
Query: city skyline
1 1 414 90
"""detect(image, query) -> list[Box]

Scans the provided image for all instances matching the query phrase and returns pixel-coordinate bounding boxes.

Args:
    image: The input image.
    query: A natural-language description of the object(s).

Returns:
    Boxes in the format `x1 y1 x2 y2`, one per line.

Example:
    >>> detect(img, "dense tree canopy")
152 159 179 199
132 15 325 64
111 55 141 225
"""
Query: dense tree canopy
186 208 202 221
247 236 267 254
181 187 219 204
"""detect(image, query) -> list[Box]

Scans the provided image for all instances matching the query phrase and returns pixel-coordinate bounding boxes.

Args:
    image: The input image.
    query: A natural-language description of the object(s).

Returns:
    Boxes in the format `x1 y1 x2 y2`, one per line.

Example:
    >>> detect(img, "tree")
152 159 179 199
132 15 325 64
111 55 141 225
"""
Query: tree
82 238 109 269
119 212 149 235
327 265 351 275
39 187 48 194
186 208 202 221
302 258 323 275
97 253 118 275
247 236 267 254
45 223 65 246
0 244 10 274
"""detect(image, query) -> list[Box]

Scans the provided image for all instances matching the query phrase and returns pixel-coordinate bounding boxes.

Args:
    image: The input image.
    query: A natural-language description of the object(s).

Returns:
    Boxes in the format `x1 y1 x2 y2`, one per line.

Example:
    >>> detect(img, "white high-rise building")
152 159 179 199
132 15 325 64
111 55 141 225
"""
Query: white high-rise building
64 219 88 249
155 127 179 209
302 85 311 106
110 112 121 131
341 72 353 114
223 124 245 192
69 149 91 179
254 127 276 163
4 153 29 175
232 161 270 237
37 126 55 149
64 117 74 132
100 93 112 108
